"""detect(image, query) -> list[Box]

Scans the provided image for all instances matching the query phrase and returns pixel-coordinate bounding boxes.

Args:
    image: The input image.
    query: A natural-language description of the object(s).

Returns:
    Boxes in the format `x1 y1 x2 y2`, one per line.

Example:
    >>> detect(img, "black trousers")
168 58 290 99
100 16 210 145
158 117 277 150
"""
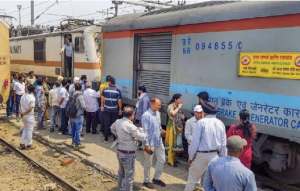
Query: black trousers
66 57 72 77
103 111 118 141
86 111 97 133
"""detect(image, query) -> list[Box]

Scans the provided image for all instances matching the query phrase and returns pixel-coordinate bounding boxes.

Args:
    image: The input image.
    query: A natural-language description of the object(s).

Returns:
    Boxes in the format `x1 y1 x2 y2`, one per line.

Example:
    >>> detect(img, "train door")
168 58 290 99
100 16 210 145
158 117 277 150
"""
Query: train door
72 33 85 79
134 34 172 104
61 34 73 78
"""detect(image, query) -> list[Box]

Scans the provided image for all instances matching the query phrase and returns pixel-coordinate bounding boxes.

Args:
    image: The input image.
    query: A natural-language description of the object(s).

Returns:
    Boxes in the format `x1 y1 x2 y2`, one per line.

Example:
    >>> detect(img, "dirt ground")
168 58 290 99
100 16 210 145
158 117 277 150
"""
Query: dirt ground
0 120 117 191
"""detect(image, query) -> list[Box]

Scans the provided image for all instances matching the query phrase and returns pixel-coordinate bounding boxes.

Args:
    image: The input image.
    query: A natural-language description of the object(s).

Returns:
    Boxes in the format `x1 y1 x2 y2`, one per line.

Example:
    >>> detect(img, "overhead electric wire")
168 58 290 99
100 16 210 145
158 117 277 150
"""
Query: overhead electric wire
70 0 75 16
8 0 51 14
34 0 59 21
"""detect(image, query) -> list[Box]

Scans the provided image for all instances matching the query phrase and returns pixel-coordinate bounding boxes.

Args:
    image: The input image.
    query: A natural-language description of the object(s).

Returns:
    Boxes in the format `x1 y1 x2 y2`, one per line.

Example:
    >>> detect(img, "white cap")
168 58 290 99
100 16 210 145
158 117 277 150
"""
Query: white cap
194 105 203 112
73 77 80 83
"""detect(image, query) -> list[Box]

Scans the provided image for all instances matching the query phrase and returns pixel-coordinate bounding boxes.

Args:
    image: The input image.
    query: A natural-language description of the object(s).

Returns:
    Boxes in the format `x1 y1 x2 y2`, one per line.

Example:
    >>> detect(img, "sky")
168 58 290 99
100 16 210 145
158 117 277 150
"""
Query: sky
0 0 200 27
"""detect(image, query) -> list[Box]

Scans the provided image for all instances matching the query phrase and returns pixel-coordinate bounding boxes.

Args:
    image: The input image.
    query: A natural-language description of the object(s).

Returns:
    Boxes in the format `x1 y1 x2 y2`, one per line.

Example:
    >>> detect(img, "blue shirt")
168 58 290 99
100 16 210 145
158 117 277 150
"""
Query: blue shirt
136 93 150 121
142 109 162 147
35 85 45 106
33 81 38 87
61 42 72 57
204 155 257 191
102 86 122 113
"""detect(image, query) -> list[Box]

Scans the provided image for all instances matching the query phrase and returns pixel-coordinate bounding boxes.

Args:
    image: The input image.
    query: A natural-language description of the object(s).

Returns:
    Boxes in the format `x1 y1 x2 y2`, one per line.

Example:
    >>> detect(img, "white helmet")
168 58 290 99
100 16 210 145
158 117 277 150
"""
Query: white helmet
73 77 80 83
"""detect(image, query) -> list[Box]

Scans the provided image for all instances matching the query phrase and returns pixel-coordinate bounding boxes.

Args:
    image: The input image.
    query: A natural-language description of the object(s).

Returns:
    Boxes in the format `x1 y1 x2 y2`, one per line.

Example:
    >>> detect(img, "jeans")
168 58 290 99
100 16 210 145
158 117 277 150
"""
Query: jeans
6 96 14 116
60 108 69 134
20 115 35 145
50 105 61 129
103 111 118 141
70 115 83 145
117 151 136 191
144 142 166 183
86 111 97 133
37 103 45 128
15 94 22 116
66 56 72 77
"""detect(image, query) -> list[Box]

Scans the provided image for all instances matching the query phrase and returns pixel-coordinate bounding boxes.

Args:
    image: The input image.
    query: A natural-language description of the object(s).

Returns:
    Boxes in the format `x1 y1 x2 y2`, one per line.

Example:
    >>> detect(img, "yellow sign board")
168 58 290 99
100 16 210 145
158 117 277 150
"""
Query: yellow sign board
239 52 300 80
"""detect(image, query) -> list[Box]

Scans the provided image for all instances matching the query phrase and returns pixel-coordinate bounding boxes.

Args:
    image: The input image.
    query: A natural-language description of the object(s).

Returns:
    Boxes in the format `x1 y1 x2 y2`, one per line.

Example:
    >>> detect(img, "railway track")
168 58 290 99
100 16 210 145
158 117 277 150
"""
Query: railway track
0 136 80 191
256 174 300 191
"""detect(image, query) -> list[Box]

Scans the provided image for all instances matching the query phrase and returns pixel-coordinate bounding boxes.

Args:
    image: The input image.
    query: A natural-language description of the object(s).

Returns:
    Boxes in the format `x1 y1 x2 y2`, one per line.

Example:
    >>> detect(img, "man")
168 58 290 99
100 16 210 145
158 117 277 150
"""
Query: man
59 39 73 77
185 105 203 144
101 77 122 143
33 75 40 87
70 83 86 149
83 81 101 134
25 71 36 91
197 91 209 105
111 107 147 191
135 85 150 150
49 81 61 132
99 75 112 136
204 136 257 191
13 75 25 118
19 85 36 150
69 77 79 95
35 78 46 130
41 76 50 121
58 79 69 135
184 101 227 191
80 75 87 91
142 98 166 189
6 74 15 118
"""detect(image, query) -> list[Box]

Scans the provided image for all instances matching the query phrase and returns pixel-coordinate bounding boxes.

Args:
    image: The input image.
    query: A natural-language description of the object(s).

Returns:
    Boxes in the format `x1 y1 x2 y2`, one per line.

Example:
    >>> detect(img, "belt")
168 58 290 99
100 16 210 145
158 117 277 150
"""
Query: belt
117 149 135 154
197 150 217 153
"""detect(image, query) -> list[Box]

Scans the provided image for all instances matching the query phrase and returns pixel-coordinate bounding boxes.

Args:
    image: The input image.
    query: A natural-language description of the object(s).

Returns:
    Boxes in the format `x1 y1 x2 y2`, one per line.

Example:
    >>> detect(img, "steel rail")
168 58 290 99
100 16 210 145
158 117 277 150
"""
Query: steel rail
256 174 300 191
0 136 81 191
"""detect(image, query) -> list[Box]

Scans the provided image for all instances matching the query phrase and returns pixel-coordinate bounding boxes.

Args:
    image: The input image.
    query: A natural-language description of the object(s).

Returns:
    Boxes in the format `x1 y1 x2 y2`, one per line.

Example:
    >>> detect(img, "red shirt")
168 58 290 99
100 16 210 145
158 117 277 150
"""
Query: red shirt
226 124 257 169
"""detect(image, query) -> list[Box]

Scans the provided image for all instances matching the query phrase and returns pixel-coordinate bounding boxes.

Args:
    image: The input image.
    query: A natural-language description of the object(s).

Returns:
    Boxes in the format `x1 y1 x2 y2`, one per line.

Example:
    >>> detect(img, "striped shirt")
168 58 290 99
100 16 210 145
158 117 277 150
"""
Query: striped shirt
188 115 227 160
102 86 122 113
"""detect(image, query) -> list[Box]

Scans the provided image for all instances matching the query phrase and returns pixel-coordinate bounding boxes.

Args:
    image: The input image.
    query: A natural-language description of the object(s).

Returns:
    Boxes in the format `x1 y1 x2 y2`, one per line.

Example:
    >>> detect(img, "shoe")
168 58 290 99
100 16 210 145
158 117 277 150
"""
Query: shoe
68 134 72 138
36 126 46 130
174 160 180 164
58 128 62 131
61 132 69 135
193 188 205 191
168 162 178 167
7 115 13 118
80 134 84 137
26 145 36 150
75 144 85 149
143 182 155 189
104 140 108 144
19 144 26 150
152 179 166 187
92 131 100 134
55 124 58 128
50 128 54 132
71 142 76 147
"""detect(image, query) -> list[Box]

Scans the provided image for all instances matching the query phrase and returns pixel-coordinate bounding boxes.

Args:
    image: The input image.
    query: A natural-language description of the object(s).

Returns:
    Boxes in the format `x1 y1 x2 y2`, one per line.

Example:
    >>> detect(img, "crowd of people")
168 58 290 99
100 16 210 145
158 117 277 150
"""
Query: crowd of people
5 72 258 191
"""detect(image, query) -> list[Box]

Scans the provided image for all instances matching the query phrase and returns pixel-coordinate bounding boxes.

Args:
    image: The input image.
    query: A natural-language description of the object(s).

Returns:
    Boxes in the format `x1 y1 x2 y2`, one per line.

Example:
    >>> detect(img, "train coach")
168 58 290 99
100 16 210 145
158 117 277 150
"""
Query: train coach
0 19 11 108
101 1 300 184
10 19 102 88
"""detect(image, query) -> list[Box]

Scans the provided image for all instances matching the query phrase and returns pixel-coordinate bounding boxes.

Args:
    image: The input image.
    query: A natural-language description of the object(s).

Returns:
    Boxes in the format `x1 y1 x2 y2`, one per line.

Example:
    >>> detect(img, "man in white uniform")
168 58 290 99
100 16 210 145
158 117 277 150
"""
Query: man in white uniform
19 85 36 150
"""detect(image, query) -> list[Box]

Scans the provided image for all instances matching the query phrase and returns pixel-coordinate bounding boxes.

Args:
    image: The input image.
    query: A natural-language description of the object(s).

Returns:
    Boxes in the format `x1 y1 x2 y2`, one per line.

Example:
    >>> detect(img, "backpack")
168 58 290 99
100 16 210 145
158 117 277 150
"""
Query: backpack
65 93 82 118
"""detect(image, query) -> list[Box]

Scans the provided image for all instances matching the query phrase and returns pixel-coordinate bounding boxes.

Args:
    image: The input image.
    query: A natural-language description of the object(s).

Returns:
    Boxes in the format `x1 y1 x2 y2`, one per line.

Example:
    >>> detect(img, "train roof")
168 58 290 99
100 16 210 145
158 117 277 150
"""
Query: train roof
10 25 102 41
102 1 300 32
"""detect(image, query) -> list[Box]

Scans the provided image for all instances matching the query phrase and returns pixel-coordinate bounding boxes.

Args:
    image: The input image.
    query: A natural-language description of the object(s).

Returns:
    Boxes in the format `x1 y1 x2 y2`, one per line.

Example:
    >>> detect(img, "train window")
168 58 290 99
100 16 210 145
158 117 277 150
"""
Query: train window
94 33 101 58
34 39 45 62
75 37 85 53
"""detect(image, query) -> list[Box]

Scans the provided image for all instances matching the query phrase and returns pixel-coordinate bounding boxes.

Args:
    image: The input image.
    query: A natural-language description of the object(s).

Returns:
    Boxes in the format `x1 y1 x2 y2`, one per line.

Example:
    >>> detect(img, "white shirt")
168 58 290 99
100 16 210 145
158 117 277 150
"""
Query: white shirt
61 42 72 57
13 82 25 95
189 115 227 160
83 88 100 112
185 116 199 144
20 93 35 116
48 87 59 106
57 86 69 108
69 83 75 95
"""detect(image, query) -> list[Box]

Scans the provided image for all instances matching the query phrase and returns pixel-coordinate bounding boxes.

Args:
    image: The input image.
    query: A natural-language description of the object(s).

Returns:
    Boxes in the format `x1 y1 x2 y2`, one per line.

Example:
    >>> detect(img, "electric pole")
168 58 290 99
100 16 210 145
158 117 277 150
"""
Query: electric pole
112 0 122 17
31 0 34 25
17 5 22 28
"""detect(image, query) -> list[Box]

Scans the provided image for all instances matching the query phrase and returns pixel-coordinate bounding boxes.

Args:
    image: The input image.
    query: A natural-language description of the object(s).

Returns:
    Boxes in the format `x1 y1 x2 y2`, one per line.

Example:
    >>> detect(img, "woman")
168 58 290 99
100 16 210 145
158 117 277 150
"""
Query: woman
227 109 257 169
19 85 36 150
165 94 185 167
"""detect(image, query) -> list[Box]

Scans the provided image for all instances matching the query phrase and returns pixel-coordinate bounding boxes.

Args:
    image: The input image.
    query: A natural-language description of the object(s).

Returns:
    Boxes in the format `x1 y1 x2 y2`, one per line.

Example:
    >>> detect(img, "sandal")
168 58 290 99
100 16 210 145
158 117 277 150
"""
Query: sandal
168 162 178 167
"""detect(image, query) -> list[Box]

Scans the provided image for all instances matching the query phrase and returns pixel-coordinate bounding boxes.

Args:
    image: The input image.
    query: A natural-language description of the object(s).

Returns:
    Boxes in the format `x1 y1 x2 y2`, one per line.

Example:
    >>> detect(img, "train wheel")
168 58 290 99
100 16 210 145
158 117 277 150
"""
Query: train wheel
264 144 300 184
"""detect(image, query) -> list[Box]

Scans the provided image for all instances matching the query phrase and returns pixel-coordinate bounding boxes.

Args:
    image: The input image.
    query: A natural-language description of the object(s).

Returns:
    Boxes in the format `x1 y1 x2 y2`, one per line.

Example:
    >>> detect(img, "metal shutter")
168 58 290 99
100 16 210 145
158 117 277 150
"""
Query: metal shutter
138 34 171 103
